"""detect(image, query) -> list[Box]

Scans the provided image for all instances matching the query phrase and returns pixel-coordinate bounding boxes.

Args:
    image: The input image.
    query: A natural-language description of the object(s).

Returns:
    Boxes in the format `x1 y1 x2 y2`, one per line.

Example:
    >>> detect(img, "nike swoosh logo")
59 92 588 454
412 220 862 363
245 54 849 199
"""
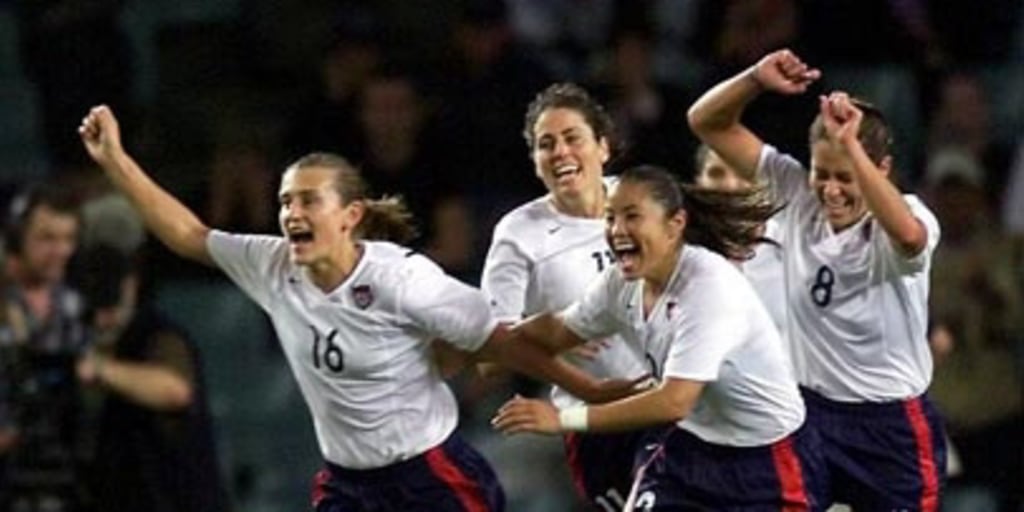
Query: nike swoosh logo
548 226 562 234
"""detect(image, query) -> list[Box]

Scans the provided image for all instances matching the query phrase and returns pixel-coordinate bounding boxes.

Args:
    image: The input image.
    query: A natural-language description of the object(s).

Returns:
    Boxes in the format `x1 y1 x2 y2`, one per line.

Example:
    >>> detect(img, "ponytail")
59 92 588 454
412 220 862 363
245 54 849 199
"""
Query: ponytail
680 185 779 260
356 196 418 244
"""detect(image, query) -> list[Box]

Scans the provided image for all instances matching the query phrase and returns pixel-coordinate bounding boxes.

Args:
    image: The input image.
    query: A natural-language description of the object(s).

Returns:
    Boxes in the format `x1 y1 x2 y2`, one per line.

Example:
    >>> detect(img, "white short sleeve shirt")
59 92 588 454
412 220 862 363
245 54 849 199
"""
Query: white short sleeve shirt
758 145 940 402
482 192 647 409
207 232 496 468
562 246 804 447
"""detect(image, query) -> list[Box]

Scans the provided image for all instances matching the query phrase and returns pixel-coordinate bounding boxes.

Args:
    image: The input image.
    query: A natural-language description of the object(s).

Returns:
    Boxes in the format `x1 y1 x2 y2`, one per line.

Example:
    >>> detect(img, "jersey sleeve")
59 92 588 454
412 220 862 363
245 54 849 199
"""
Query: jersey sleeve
206 230 284 310
481 236 530 322
758 144 809 205
560 268 623 341
397 255 498 352
879 195 942 273
663 275 746 382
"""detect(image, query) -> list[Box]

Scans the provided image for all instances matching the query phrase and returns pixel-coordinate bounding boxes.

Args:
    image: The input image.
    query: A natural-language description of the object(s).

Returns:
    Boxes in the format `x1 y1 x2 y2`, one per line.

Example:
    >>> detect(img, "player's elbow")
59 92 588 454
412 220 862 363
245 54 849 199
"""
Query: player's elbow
892 221 928 257
687 102 731 136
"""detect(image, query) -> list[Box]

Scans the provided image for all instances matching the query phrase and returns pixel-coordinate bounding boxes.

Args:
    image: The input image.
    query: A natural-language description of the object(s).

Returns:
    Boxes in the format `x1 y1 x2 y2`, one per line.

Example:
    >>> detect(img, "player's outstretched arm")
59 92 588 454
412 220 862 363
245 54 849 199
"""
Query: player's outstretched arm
688 48 821 181
80 105 213 265
491 377 703 435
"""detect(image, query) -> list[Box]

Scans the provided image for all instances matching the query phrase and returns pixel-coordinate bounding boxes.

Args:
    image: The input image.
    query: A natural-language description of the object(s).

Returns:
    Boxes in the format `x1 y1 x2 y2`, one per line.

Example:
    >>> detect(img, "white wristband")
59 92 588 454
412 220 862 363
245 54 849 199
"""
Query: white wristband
558 406 589 432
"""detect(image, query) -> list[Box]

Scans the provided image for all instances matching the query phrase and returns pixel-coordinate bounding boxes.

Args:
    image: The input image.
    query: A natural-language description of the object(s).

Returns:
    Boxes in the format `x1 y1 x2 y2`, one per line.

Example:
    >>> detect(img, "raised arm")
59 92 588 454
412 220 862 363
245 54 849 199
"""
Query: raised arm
687 49 821 180
79 105 213 264
819 93 927 256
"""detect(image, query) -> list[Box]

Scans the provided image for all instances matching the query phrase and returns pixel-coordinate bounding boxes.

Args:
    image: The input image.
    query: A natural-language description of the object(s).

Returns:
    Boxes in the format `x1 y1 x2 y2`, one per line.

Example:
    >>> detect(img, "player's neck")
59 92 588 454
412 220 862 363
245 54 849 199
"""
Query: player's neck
551 185 604 219
307 242 364 292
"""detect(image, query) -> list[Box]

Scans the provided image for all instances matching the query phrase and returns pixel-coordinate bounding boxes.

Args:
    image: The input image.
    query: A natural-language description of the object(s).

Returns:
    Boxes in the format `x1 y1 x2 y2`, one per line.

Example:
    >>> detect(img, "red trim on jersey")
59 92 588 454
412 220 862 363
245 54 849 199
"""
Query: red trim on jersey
563 433 589 500
311 468 331 508
425 445 489 512
771 436 809 511
904 398 940 512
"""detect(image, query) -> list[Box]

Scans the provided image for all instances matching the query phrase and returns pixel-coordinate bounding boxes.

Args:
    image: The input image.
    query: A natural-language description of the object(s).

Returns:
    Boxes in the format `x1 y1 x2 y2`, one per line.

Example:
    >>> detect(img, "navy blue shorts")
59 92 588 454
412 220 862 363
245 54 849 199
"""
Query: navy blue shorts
627 423 828 511
801 387 946 511
311 432 505 512
563 429 648 510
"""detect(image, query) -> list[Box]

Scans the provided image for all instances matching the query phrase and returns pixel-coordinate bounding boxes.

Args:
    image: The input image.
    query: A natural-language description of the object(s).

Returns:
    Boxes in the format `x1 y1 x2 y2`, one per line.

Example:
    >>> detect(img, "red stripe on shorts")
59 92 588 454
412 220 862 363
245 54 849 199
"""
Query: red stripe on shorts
425 445 489 512
771 436 809 511
904 398 940 512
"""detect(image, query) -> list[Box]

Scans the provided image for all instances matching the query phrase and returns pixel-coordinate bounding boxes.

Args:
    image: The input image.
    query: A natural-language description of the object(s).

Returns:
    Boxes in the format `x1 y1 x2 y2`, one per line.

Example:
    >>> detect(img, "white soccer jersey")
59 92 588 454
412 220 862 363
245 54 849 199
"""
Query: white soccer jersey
738 218 787 340
482 194 647 409
207 232 496 469
562 246 804 447
759 145 940 402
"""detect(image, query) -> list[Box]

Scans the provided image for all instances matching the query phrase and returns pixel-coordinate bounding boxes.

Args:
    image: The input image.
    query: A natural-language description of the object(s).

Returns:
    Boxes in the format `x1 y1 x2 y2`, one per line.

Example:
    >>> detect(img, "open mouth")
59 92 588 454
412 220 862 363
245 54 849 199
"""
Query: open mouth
553 164 581 181
287 229 314 246
611 239 640 272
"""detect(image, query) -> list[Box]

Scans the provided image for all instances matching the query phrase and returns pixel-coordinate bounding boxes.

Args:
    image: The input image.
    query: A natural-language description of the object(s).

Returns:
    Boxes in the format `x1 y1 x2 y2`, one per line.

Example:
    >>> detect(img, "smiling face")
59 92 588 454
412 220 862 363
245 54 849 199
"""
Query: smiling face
531 107 609 204
604 179 685 282
278 166 363 268
809 140 872 231
695 148 752 192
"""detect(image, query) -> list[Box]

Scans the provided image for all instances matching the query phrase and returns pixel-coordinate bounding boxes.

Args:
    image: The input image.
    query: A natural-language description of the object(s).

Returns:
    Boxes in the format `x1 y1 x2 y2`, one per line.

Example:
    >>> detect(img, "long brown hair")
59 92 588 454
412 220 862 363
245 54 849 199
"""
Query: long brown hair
286 152 419 244
618 165 779 260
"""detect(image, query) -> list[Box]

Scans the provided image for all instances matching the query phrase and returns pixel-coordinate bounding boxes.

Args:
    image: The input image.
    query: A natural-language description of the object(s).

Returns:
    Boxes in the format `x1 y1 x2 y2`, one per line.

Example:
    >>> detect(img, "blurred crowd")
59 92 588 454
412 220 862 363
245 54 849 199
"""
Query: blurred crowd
0 0 1021 510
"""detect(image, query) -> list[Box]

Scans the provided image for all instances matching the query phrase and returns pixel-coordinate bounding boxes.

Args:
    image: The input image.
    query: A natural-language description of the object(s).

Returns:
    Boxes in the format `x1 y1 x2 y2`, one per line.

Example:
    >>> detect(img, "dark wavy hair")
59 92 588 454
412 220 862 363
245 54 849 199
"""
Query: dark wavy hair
522 82 619 157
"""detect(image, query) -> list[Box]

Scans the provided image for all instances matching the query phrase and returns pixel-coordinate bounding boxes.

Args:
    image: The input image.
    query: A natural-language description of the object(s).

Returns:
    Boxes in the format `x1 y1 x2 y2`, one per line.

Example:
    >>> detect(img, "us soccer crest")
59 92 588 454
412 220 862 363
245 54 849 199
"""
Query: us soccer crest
352 284 374 309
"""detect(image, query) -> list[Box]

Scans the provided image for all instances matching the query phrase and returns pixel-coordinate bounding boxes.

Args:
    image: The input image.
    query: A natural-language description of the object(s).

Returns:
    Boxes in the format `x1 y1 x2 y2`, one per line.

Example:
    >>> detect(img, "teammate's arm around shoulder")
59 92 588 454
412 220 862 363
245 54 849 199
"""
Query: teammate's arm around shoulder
79 105 213 265
687 49 821 181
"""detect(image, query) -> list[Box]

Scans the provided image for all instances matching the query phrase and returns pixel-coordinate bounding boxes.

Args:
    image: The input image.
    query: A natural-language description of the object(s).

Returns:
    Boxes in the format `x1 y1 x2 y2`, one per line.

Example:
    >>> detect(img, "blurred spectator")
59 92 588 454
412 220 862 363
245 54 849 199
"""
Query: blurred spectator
924 72 1013 198
692 0 799 71
590 27 694 175
923 149 1024 512
691 0 817 162
422 195 480 283
15 0 136 176
206 131 278 235
434 0 552 202
505 0 617 79
282 9 383 160
72 245 229 512
799 0 934 65
0 185 88 511
1001 141 1024 239
926 0 1023 64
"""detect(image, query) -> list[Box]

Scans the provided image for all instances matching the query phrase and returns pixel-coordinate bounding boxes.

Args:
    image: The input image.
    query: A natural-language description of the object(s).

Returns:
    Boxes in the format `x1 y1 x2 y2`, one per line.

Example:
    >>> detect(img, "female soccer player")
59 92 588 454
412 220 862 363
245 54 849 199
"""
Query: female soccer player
688 49 945 510
79 105 627 512
492 165 825 511
694 143 787 338
481 83 649 510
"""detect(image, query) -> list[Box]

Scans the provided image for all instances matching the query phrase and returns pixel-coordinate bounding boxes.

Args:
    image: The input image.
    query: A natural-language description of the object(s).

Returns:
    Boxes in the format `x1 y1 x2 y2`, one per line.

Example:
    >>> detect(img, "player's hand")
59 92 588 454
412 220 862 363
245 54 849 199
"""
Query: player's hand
79 105 125 166
750 49 821 95
491 395 560 435
818 91 863 147
76 348 102 385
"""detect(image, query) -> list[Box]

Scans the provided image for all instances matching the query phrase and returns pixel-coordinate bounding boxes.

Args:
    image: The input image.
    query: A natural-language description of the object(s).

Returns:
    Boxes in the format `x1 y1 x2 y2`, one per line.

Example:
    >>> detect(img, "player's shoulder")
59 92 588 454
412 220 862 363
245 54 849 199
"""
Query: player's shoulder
361 240 445 282
493 196 558 239
677 246 750 295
